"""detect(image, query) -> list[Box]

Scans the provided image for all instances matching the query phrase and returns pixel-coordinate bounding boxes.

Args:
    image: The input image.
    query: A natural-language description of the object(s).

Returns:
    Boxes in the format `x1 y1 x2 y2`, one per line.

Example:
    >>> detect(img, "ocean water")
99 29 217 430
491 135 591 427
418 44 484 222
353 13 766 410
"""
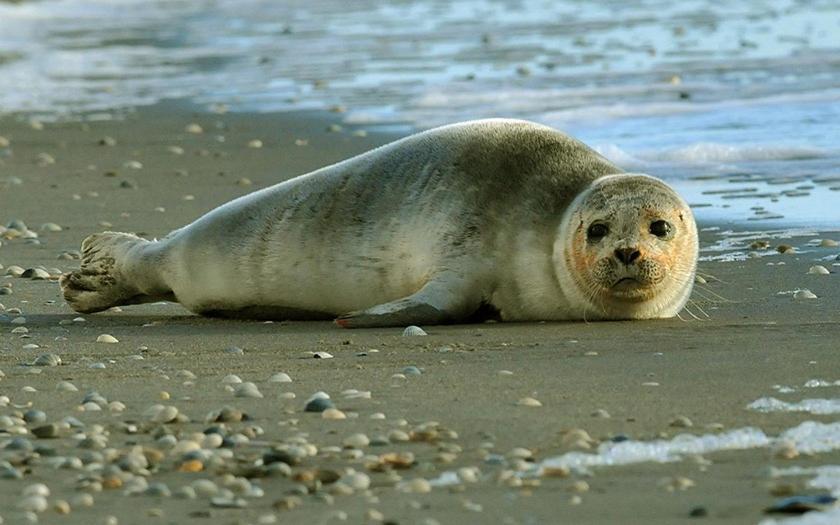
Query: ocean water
0 0 838 226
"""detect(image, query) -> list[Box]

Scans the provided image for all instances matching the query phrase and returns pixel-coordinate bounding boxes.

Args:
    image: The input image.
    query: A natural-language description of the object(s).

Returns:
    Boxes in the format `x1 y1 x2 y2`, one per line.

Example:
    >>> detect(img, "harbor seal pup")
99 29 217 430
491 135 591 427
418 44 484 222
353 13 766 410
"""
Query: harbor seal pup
61 119 698 327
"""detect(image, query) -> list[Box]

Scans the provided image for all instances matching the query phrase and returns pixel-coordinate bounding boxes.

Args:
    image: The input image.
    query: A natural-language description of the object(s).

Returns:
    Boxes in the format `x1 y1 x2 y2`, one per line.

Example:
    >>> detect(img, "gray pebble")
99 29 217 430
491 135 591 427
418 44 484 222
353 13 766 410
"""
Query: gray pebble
33 353 60 367
23 410 46 424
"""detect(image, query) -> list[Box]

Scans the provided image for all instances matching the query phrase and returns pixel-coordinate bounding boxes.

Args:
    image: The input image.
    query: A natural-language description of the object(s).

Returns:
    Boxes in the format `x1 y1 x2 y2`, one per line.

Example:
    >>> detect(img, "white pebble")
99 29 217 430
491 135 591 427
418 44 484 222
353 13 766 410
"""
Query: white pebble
269 372 292 383
96 334 119 344
808 265 830 275
234 382 264 399
794 289 818 299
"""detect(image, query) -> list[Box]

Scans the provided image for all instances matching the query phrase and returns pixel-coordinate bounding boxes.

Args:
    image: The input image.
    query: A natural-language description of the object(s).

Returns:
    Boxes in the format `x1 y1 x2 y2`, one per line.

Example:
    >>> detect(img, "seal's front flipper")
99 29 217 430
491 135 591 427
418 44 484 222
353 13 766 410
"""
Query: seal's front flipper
335 274 483 328
336 299 450 328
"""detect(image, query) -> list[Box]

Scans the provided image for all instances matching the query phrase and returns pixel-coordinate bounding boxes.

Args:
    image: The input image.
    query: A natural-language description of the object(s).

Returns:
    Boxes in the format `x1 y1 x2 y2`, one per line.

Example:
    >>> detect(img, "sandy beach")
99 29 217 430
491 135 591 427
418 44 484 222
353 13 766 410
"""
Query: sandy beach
1 104 839 524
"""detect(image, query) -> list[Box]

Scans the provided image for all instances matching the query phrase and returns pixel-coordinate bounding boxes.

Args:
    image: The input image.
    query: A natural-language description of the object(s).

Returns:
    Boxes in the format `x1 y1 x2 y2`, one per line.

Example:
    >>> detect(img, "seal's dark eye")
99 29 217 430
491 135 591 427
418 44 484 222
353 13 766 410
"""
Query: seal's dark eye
587 223 609 241
649 220 672 238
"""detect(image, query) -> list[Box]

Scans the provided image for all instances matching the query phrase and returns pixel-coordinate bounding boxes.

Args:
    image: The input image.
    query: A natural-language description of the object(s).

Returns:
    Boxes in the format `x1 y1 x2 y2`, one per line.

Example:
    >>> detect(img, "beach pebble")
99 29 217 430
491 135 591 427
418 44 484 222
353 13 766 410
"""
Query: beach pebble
304 397 334 413
40 222 62 232
99 136 117 146
222 374 242 384
185 123 204 134
403 365 422 376
670 416 694 428
0 136 9 147
145 405 180 423
517 397 542 407
224 346 244 355
808 265 830 275
403 325 427 336
5 265 25 277
397 478 431 494
33 353 61 367
322 408 346 420
269 372 292 383
248 139 263 148
96 334 119 344
694 275 707 284
776 244 795 254
18 495 48 513
123 160 143 170
312 351 333 359
234 382 263 398
57 381 78 392
343 433 370 448
794 289 817 299
819 239 839 247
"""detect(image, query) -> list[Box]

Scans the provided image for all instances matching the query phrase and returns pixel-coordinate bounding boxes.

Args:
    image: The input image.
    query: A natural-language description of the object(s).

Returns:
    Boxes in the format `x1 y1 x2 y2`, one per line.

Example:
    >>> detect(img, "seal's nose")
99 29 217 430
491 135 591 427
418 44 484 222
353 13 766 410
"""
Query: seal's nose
614 247 641 265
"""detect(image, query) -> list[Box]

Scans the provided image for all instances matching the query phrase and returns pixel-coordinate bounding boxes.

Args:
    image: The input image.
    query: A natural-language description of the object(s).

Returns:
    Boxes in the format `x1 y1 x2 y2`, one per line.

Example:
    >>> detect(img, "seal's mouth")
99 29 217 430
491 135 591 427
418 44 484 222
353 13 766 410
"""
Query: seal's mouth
608 277 654 301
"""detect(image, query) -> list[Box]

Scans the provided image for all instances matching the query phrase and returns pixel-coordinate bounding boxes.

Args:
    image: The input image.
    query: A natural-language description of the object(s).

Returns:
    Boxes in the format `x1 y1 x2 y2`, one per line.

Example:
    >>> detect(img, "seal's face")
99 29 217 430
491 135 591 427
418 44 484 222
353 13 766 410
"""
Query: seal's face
557 174 698 319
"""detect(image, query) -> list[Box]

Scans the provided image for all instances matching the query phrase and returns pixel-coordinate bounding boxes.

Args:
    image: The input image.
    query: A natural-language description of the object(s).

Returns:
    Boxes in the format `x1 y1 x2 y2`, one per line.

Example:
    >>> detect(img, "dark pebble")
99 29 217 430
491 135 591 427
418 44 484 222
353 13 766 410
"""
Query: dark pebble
689 506 708 517
304 398 335 413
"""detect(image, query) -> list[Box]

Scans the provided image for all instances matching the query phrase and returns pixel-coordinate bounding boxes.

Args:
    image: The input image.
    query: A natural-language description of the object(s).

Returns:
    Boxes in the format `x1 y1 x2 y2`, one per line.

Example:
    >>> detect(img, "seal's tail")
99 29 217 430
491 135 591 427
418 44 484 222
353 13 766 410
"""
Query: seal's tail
60 232 149 313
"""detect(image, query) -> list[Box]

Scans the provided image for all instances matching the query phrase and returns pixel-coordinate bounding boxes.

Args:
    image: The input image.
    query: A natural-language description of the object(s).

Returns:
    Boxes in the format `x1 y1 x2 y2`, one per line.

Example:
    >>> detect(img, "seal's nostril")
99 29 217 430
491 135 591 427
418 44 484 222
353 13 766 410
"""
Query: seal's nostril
615 248 641 265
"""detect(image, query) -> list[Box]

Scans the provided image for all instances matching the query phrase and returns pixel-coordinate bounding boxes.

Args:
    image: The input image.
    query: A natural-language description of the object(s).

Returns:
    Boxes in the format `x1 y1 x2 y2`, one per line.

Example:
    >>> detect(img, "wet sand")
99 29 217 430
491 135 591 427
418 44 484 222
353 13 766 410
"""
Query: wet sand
1 104 839 524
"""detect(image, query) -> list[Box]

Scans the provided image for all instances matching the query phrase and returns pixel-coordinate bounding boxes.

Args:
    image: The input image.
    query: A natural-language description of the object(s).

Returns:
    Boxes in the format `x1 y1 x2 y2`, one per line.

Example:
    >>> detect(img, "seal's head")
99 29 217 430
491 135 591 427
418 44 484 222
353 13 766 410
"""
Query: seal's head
555 174 698 319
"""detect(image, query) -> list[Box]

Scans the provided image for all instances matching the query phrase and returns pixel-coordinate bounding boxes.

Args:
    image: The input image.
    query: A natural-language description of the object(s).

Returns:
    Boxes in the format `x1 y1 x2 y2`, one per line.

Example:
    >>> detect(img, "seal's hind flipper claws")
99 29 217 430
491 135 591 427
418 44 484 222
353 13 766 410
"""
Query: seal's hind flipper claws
61 232 147 314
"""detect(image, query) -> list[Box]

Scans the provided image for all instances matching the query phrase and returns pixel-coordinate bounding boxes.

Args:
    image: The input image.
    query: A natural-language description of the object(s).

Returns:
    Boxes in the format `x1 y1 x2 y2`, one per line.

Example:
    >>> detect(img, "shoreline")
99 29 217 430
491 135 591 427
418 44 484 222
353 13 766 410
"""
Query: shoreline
1 104 839 524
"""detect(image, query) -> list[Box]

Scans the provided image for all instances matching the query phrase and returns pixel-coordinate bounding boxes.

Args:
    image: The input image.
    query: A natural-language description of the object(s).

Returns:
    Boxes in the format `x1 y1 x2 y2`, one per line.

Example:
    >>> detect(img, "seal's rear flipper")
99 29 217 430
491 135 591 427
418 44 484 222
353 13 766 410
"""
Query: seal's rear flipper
61 232 167 313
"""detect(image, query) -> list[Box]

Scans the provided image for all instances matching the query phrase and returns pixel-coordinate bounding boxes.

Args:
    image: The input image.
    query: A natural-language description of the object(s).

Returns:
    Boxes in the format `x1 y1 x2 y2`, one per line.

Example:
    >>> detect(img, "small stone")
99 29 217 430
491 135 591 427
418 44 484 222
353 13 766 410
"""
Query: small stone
269 372 292 383
167 145 185 155
57 381 78 392
776 244 795 254
272 496 302 511
54 499 71 514
694 275 707 284
402 325 427 336
794 289 817 299
517 397 542 407
689 506 708 517
312 351 333 359
234 382 264 398
222 374 243 384
591 409 611 418
211 496 247 508
145 405 180 423
186 123 204 134
224 346 244 355
18 495 48 513
40 223 62 232
123 160 143 170
304 397 335 413
669 416 694 428
248 139 263 148
23 409 46 424
33 353 61 367
343 433 370 448
402 366 422 376
397 478 431 494
96 334 119 344
808 265 830 275
819 239 839 247
322 408 347 420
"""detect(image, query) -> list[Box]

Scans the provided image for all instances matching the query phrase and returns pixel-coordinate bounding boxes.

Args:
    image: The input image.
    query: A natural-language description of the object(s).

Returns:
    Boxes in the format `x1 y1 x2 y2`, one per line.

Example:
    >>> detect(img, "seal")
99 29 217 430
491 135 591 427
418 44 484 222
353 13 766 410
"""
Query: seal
60 119 698 327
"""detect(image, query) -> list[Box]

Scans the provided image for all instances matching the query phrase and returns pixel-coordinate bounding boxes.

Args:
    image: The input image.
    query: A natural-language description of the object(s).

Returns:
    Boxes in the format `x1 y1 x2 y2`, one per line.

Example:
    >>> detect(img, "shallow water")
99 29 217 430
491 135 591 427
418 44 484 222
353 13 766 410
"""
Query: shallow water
0 0 838 226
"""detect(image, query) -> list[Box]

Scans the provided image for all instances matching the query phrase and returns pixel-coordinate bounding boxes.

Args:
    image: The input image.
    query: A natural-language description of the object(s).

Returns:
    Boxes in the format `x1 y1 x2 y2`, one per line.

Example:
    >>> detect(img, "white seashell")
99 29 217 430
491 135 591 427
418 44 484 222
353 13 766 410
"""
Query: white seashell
793 289 817 299
402 325 427 336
